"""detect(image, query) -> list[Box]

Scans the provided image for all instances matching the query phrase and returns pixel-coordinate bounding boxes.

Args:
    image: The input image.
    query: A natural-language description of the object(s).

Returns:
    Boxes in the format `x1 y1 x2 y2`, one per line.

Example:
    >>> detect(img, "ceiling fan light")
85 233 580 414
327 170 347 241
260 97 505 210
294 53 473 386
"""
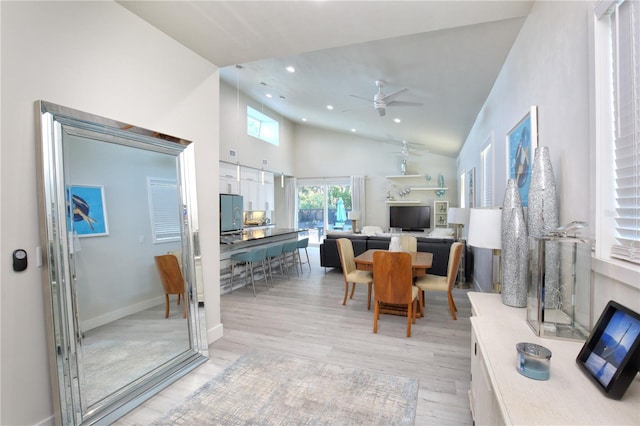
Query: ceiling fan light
394 118 401 123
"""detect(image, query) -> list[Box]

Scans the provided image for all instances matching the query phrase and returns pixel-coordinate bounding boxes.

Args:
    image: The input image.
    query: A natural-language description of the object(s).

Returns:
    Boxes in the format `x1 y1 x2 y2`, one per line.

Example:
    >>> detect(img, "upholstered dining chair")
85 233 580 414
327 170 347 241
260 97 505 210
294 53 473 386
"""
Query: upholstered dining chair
399 235 417 252
372 251 420 337
154 254 187 319
336 238 373 310
414 242 463 320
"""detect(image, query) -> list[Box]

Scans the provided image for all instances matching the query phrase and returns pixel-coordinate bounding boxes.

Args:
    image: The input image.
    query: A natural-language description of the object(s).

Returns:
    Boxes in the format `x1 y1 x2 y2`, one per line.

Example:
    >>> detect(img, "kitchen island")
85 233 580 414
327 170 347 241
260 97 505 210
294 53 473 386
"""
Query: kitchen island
220 228 306 293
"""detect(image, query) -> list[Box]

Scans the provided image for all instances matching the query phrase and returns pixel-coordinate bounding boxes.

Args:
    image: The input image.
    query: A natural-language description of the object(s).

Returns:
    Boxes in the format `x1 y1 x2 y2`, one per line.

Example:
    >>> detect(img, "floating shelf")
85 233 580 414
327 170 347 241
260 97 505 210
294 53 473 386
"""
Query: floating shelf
410 187 448 191
385 200 421 204
385 174 422 178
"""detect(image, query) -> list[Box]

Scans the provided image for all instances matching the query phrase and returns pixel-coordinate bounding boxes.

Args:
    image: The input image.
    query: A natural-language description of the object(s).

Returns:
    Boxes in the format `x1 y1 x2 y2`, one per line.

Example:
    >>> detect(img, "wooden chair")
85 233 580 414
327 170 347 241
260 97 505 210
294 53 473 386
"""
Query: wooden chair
399 235 417 252
372 251 420 337
336 238 373 310
154 254 187 319
414 242 463 320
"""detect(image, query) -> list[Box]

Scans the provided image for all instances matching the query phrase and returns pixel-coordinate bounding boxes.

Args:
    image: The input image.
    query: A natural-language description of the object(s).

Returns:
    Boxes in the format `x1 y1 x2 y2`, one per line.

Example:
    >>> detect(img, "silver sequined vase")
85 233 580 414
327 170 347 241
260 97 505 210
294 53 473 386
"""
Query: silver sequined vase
501 179 528 307
527 146 560 308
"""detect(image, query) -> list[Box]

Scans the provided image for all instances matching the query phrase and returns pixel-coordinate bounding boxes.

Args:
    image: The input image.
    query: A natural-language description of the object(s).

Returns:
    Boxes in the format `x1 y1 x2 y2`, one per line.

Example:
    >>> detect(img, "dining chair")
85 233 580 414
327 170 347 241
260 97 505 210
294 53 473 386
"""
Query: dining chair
372 251 419 337
154 254 187 319
399 235 417 252
265 244 285 284
336 238 373 310
230 247 269 296
281 240 300 277
414 241 463 320
296 237 311 272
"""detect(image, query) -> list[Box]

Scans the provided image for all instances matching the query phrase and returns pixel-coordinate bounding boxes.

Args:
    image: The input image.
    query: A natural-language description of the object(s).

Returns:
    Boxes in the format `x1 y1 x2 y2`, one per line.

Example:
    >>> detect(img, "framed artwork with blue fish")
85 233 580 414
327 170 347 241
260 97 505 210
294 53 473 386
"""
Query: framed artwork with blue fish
68 185 109 237
506 106 538 207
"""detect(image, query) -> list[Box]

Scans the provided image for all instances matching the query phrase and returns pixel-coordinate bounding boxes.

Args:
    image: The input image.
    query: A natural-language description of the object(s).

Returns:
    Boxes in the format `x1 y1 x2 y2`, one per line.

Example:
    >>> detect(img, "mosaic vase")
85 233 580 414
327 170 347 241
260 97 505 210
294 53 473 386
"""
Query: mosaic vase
527 146 560 308
501 179 528 307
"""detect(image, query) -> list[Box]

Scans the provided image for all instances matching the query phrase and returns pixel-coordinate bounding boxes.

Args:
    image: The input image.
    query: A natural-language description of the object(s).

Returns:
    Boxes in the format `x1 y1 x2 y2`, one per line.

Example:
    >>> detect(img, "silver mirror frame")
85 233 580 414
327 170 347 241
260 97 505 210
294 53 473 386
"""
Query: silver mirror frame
35 101 208 425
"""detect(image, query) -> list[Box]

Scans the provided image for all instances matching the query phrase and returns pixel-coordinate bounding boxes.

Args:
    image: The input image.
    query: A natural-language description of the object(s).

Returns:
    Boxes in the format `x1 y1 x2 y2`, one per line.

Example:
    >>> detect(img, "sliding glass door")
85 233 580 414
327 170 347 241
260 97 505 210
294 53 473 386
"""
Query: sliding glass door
297 179 351 245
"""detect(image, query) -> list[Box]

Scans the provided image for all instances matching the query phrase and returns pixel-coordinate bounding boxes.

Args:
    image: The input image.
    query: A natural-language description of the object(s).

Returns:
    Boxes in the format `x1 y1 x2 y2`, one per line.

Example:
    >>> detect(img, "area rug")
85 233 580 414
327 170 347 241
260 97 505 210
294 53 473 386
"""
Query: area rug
153 350 418 425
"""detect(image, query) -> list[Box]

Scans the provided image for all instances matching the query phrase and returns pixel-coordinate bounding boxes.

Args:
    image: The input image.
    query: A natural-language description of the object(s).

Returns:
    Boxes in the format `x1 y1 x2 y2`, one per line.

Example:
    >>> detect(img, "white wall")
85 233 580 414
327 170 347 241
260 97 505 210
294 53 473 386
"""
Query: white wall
292 125 458 230
0 2 221 424
458 1 639 316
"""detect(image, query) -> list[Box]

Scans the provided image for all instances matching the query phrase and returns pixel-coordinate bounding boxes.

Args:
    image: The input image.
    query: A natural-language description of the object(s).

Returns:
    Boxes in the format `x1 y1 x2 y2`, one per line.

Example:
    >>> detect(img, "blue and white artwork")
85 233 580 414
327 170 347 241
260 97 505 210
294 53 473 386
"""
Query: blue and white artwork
507 107 538 207
68 185 109 237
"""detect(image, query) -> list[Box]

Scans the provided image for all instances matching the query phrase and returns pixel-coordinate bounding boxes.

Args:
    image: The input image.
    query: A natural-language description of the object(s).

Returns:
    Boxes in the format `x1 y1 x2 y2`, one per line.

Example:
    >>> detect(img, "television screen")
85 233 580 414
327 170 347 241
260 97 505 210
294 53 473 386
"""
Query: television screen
576 300 640 399
389 206 431 231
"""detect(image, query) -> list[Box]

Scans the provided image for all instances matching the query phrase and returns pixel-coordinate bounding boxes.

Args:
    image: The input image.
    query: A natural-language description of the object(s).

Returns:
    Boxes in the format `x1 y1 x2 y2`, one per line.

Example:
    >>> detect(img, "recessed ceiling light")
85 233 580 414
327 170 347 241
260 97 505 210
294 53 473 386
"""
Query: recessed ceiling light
351 128 356 132
286 66 295 73
326 105 334 110
394 118 401 123
266 93 273 98
302 118 308 122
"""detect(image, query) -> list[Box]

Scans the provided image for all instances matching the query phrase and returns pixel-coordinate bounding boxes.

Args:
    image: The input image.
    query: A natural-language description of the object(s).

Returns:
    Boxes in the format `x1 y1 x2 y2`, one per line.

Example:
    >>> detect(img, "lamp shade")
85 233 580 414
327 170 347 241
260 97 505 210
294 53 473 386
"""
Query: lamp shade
468 208 502 250
348 211 360 221
447 207 470 226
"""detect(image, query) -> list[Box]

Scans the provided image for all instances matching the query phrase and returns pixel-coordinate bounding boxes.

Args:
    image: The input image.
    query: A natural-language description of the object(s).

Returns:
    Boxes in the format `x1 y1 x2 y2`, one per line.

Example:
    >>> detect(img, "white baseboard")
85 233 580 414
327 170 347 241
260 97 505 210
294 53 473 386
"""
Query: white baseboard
208 323 224 344
80 296 165 332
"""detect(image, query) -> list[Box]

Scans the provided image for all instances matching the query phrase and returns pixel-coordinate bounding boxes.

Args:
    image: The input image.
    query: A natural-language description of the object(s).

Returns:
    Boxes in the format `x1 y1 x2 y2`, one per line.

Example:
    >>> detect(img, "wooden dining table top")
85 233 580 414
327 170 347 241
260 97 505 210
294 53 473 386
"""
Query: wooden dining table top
354 249 433 275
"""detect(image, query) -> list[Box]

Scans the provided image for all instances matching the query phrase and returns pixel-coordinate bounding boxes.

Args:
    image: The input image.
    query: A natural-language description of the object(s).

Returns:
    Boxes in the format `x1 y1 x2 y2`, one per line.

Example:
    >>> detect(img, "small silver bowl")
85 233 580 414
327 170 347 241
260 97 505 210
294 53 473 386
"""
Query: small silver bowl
516 342 552 380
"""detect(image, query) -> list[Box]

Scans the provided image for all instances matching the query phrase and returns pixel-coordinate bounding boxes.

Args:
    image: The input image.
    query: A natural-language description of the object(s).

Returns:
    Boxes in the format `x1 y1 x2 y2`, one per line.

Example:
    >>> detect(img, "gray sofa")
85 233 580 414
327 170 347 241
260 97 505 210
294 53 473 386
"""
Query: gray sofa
319 233 459 277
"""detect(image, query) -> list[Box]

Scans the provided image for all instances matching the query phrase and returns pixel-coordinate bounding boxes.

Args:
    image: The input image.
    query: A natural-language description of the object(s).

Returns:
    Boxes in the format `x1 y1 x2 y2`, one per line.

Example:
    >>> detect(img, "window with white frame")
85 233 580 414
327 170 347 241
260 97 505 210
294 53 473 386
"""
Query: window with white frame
480 139 494 207
595 0 640 265
247 106 279 145
147 178 181 243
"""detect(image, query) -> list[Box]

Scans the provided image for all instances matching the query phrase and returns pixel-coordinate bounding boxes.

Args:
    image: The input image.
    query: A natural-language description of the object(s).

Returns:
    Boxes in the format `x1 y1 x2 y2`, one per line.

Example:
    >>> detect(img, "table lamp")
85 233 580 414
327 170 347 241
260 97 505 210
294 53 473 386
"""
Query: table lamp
447 207 470 241
468 208 503 292
348 211 360 233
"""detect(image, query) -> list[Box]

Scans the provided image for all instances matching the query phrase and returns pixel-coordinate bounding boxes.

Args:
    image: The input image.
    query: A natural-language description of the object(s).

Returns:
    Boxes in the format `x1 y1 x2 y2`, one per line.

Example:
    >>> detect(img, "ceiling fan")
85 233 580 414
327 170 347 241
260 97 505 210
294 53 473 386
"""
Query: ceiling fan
395 140 422 157
350 80 423 117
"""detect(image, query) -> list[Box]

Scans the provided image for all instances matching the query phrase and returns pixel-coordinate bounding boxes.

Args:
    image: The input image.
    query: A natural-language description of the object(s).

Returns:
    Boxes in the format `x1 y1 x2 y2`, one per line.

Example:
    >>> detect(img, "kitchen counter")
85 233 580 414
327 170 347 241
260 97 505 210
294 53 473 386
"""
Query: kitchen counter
219 228 306 293
220 227 301 247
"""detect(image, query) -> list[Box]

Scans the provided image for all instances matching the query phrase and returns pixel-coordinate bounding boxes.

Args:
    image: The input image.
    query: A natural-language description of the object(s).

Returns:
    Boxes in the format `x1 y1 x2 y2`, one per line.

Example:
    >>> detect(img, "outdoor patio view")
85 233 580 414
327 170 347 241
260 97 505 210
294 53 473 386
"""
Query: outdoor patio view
297 184 352 245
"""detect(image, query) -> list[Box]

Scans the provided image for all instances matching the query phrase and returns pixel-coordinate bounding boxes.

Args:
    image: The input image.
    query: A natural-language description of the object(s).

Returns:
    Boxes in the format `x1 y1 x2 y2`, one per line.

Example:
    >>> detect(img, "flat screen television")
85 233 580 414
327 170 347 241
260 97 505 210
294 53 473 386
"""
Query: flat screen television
389 205 431 232
576 300 640 400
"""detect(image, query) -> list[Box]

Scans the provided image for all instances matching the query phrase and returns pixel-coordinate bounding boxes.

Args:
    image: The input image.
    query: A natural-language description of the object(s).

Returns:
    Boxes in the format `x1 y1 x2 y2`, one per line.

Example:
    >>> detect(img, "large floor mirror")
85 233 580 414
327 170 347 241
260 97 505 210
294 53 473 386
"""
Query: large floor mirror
35 101 208 425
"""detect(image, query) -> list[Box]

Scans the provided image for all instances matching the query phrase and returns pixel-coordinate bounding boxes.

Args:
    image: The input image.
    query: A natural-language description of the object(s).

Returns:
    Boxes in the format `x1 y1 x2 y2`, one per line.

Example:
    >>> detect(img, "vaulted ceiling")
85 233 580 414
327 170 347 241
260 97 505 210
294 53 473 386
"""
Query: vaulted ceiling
119 1 533 157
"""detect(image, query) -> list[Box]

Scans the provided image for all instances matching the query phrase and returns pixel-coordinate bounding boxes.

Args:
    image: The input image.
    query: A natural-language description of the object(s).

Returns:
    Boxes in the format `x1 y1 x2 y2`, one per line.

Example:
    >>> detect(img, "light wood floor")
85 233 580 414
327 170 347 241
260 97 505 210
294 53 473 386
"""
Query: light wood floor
117 247 473 425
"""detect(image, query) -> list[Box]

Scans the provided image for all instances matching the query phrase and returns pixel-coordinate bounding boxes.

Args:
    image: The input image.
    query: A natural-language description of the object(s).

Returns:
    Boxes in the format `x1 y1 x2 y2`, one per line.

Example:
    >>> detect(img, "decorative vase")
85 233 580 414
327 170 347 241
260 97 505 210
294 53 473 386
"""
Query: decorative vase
527 146 560 309
501 179 528 307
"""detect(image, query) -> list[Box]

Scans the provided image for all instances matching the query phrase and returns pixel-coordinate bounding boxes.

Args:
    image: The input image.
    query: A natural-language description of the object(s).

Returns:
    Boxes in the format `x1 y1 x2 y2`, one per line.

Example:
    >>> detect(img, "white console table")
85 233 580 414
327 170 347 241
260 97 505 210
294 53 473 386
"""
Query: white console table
468 292 640 425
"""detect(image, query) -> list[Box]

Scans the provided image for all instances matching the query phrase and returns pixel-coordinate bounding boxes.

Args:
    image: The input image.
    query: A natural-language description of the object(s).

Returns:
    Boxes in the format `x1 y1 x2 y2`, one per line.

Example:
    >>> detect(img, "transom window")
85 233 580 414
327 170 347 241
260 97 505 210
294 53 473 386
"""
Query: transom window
247 106 279 145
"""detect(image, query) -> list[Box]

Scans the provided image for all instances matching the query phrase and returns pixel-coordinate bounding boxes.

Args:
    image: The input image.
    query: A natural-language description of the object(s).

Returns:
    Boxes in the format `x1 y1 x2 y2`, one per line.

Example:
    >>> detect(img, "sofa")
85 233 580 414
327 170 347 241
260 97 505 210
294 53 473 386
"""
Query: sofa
319 232 460 277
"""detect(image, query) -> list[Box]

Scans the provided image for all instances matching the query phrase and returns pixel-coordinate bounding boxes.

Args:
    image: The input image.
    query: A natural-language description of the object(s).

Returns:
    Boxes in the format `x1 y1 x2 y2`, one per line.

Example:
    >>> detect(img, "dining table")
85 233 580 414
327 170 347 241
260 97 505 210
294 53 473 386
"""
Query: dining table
354 249 433 277
354 249 433 317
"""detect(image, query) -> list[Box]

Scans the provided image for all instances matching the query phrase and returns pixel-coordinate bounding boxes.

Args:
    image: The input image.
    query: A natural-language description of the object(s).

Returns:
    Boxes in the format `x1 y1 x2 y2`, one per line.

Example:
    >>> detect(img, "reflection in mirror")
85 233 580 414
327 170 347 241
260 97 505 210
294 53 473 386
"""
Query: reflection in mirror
35 101 208 425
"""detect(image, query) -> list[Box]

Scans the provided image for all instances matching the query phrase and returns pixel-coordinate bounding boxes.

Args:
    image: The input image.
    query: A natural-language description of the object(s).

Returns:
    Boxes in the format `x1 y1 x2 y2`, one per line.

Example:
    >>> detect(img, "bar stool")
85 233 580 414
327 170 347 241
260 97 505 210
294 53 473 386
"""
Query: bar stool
281 240 300 278
265 244 285 284
297 237 311 272
230 247 269 296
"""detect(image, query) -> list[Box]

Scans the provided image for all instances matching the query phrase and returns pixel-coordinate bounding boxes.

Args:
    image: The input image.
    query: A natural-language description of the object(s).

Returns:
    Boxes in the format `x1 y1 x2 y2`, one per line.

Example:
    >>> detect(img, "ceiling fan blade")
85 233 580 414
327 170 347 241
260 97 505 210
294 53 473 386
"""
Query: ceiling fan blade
380 87 408 102
386 100 424 107
349 94 373 102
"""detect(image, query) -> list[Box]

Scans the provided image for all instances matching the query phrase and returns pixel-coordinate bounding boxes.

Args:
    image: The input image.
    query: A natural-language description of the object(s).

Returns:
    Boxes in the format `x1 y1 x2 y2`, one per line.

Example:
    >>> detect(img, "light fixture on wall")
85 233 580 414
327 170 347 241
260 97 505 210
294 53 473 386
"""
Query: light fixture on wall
468 208 502 292
348 211 361 233
281 173 284 188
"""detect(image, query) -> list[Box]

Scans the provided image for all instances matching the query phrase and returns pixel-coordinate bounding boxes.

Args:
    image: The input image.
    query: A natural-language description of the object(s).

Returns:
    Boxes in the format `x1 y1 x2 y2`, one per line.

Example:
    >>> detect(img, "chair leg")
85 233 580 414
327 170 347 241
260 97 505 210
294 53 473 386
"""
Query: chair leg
342 280 349 305
373 301 379 333
418 290 424 317
350 282 356 299
447 291 457 320
248 261 256 297
182 292 187 319
367 283 372 310
406 302 413 337
164 294 170 318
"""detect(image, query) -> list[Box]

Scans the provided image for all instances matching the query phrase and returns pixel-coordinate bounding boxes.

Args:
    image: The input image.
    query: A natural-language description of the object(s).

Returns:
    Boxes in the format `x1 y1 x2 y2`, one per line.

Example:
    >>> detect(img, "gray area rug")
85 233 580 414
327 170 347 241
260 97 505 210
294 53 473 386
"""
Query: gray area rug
153 350 418 425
